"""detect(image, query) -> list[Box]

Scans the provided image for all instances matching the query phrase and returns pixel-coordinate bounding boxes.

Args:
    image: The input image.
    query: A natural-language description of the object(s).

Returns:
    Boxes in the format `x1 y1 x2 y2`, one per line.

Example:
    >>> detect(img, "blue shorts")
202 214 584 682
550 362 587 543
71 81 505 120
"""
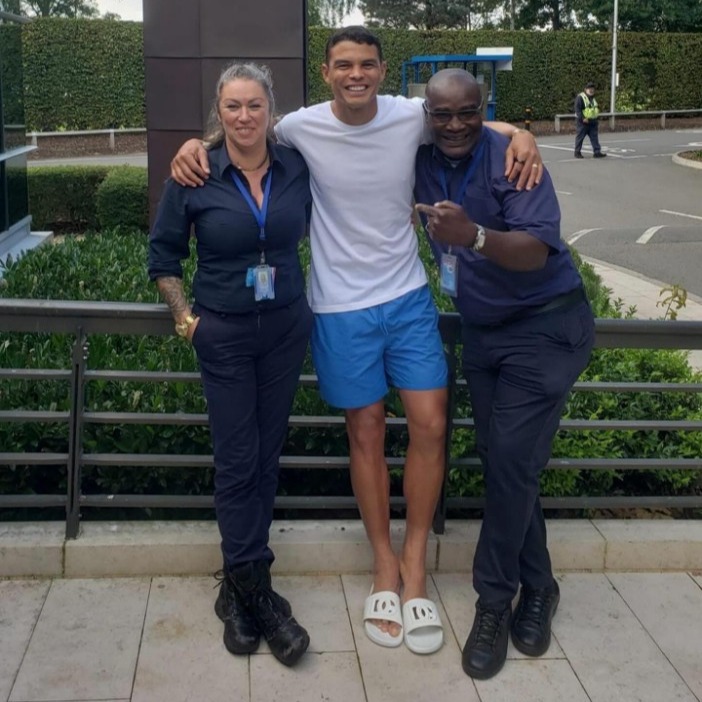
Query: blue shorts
311 285 448 409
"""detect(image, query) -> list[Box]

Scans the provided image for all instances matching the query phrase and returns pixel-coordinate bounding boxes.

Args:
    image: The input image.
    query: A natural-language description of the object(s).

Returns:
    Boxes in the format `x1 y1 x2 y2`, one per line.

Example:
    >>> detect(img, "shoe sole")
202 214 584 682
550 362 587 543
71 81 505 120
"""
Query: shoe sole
510 596 559 657
461 654 508 680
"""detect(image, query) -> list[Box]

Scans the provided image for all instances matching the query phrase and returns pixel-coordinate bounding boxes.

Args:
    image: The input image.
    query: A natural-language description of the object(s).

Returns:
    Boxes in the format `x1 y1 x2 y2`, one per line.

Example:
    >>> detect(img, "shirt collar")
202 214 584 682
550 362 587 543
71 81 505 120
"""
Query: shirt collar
210 140 284 178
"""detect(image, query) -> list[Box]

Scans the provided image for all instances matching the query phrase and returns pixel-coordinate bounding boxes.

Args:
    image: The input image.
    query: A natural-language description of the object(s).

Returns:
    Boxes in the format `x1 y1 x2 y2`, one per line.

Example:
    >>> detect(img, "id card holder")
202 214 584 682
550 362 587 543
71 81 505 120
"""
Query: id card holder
439 251 458 297
253 264 275 301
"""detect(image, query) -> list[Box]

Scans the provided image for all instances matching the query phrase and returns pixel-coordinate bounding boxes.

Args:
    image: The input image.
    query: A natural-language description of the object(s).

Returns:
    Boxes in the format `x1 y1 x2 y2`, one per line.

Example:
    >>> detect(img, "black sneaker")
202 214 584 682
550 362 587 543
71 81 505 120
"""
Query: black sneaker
574 152 584 159
461 602 511 680
593 152 607 158
511 579 560 657
214 570 261 655
230 561 310 667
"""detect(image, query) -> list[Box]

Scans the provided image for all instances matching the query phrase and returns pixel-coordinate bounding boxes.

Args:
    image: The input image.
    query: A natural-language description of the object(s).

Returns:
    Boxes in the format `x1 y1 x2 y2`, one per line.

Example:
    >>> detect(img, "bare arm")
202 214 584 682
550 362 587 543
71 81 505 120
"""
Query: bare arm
171 140 211 187
484 121 543 191
415 202 548 272
155 276 199 340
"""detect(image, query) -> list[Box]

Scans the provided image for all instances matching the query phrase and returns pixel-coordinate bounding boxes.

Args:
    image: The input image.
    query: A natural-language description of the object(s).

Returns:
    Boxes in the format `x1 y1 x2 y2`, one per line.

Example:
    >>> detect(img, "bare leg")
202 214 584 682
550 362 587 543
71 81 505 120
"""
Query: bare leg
346 400 401 637
398 388 447 603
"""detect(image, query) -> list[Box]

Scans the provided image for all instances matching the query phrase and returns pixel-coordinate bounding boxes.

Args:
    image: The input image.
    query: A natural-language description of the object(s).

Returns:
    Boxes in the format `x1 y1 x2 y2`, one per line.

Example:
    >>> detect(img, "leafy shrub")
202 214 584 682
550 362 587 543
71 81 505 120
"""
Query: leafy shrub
28 166 111 232
95 167 148 232
0 229 701 516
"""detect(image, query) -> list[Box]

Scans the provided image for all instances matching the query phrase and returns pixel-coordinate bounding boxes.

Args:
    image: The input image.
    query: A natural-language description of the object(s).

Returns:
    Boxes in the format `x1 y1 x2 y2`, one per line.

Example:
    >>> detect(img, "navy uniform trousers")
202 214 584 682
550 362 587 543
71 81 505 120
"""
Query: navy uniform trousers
192 295 313 570
575 119 602 155
462 298 595 606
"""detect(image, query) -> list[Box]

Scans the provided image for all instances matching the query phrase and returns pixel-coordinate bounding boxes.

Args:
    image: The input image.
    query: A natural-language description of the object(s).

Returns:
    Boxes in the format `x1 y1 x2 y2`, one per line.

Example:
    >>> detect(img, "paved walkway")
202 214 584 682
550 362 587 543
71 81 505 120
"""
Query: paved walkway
2 571 702 702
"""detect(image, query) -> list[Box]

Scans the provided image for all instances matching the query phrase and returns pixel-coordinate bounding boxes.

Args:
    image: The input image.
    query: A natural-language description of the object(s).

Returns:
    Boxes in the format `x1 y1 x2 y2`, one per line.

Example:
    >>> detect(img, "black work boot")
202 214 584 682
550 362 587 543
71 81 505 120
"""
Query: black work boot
461 602 512 680
230 560 310 667
511 579 560 657
214 570 260 655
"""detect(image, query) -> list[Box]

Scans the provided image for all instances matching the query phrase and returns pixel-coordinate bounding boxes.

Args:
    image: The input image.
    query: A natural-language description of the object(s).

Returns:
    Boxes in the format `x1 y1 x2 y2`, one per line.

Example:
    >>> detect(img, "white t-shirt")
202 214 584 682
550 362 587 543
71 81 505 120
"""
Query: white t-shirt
275 95 430 314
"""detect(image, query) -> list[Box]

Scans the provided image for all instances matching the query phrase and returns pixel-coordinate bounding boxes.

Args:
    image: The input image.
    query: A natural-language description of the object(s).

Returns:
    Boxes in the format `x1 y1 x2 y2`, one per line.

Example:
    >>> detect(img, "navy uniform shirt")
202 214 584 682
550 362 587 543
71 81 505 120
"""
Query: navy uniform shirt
148 141 311 314
414 127 583 326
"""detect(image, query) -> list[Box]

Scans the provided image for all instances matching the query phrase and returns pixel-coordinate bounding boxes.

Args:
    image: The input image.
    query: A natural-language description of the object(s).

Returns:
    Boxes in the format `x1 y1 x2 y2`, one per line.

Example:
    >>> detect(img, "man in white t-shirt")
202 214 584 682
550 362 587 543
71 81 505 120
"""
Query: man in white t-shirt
170 26 542 656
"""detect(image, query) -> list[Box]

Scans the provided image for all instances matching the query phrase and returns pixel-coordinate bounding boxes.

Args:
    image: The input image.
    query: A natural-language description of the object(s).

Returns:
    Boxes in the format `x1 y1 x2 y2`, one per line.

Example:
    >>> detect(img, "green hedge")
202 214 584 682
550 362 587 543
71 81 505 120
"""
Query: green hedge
18 19 702 130
96 166 149 232
28 165 112 231
28 165 148 232
0 231 700 514
22 18 145 131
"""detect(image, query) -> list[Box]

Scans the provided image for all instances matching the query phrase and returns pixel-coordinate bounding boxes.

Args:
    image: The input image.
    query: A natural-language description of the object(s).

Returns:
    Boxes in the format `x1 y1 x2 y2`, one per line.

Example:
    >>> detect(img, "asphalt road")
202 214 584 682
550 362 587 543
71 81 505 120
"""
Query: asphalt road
541 128 702 297
31 127 702 296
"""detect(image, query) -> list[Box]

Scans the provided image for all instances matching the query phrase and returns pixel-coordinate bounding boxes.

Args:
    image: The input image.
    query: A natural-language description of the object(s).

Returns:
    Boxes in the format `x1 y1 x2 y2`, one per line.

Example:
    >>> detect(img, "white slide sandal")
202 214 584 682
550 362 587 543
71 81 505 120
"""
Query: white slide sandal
363 590 403 647
402 598 443 654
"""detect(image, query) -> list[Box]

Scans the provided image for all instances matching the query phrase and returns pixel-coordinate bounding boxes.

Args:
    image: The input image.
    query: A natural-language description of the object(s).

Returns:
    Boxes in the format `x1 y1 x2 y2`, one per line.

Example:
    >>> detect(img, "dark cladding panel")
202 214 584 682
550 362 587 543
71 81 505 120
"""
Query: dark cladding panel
200 58 305 127
143 0 200 58
145 58 203 131
147 129 203 218
200 1 305 58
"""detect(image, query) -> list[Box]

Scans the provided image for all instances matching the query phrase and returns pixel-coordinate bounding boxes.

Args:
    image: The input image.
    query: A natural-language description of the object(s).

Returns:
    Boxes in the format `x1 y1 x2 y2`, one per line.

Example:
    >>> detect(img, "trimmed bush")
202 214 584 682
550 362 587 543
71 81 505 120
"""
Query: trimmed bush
95 166 148 232
17 19 702 130
28 165 111 232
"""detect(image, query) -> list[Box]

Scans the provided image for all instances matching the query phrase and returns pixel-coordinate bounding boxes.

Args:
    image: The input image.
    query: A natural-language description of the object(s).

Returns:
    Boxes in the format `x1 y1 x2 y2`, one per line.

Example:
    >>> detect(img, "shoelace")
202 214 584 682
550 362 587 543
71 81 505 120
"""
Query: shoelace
518 590 551 626
252 587 291 632
474 608 505 647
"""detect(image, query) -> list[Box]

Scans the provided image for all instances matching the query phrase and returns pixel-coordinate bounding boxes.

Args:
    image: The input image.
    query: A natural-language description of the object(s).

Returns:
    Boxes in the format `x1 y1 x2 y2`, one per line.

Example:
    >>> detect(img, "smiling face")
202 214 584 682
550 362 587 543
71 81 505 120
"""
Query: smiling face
425 75 483 160
216 78 271 153
322 40 387 125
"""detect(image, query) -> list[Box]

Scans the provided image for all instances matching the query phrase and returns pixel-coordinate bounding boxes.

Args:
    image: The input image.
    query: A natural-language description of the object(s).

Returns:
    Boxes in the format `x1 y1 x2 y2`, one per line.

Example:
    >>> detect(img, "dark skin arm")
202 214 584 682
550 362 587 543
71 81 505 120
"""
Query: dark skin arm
415 201 549 272
170 129 544 191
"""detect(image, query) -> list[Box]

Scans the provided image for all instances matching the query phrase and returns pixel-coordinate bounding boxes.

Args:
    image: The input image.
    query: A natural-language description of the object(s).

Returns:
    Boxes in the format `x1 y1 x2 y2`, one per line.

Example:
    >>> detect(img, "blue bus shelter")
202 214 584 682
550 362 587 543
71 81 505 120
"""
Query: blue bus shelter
401 51 513 121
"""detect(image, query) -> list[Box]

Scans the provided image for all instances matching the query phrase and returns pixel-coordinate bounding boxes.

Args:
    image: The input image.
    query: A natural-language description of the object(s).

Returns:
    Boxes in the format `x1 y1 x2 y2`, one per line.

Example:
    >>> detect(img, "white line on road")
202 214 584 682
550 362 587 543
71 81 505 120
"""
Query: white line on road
659 209 702 221
636 225 666 244
555 190 573 195
567 228 600 245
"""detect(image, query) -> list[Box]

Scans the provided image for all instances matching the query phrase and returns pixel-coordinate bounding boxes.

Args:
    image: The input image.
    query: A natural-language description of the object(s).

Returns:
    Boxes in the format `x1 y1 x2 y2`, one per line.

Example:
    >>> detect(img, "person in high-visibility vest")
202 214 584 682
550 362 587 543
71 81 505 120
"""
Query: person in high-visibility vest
574 81 607 159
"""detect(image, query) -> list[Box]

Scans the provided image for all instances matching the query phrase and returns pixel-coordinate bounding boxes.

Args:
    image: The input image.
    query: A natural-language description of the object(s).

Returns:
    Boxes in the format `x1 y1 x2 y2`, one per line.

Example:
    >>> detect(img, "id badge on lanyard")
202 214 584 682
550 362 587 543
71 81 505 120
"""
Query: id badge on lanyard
232 169 276 301
437 137 485 298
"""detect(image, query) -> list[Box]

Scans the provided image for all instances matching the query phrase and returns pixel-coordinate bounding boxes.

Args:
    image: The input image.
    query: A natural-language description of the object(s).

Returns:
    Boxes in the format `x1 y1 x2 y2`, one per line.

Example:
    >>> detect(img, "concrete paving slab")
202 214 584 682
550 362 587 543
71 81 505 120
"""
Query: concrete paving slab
251 651 365 702
0 522 64 577
607 572 702 700
433 572 566 660
474 659 591 702
342 574 481 702
594 519 702 570
255 575 354 655
9 578 149 702
553 573 697 702
131 576 247 702
0 581 50 702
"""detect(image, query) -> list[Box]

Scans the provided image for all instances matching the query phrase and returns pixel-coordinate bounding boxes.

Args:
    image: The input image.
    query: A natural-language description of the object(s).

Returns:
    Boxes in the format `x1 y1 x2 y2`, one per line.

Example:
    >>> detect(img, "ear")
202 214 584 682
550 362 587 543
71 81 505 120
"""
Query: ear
379 61 388 84
322 63 331 86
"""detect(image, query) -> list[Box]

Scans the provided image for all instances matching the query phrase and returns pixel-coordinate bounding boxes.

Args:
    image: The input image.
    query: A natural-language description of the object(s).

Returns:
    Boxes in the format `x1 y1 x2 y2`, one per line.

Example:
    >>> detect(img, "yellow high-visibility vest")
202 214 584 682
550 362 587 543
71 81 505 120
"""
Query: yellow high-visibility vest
580 93 599 120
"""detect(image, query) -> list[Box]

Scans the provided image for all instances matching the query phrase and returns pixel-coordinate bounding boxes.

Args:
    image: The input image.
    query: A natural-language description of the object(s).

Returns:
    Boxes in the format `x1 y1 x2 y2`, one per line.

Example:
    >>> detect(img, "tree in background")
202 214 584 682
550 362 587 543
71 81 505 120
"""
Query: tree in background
574 0 702 32
308 0 358 26
359 0 510 29
0 0 98 17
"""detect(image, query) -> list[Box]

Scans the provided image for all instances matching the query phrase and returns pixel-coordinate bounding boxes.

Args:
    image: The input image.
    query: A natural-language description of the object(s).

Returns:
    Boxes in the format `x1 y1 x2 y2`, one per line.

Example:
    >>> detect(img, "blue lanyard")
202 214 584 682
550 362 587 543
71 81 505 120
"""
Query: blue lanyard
438 136 485 204
231 167 273 251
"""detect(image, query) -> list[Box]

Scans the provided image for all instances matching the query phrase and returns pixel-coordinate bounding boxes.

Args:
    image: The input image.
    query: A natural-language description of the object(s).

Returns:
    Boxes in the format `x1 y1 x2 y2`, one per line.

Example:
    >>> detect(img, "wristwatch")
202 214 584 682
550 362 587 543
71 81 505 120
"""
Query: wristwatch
174 314 197 338
471 224 487 252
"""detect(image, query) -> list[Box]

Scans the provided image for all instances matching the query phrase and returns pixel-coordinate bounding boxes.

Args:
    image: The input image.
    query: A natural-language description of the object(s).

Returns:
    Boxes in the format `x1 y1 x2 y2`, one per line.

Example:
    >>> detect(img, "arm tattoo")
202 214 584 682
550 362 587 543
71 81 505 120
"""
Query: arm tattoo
156 276 190 321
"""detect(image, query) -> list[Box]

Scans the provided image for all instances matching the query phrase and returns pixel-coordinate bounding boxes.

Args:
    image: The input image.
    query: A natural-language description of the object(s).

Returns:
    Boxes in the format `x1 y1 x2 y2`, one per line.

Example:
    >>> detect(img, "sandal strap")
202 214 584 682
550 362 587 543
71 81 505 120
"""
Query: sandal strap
363 590 403 627
402 598 442 634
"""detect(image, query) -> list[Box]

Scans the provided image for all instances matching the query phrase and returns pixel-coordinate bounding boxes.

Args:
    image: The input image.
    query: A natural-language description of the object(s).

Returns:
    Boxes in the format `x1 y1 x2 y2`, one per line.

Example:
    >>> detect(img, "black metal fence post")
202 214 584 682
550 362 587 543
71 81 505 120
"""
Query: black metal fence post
66 327 88 539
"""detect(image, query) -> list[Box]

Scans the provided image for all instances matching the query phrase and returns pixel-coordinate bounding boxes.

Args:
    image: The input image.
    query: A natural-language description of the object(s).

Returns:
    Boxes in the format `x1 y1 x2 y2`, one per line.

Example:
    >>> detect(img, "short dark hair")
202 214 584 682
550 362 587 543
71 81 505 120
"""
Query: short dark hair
585 81 596 89
324 25 383 64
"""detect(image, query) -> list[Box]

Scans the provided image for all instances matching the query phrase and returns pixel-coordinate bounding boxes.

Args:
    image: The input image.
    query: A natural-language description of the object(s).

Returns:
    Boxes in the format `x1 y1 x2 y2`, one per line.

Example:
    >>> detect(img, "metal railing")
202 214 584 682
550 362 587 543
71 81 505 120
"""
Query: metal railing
27 128 146 150
554 108 702 132
2 299 702 539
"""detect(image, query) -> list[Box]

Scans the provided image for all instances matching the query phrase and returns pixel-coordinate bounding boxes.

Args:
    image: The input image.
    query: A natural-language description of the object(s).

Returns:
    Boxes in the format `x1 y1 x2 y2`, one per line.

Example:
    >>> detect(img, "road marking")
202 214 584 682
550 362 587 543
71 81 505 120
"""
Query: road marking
636 225 666 244
555 190 573 195
660 209 702 221
567 228 600 245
